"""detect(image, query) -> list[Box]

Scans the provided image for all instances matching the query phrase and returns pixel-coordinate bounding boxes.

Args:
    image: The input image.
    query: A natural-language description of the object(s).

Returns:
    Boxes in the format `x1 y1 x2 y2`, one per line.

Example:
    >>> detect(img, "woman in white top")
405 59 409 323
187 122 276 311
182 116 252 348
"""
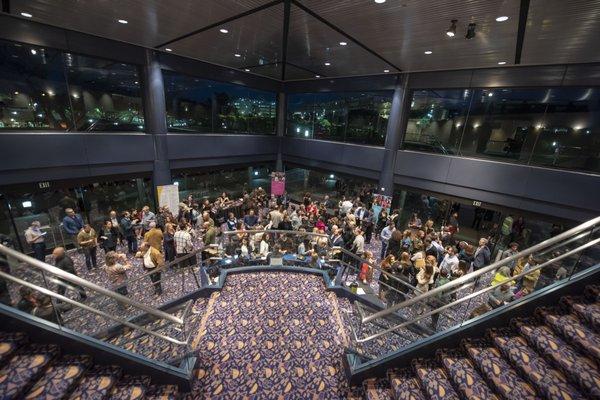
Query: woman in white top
240 238 250 258
259 233 270 258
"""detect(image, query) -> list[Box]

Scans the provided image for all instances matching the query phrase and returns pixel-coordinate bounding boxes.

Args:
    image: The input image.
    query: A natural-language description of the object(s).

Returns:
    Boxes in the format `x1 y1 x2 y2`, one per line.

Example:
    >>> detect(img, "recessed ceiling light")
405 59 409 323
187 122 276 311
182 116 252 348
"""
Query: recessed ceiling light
30 49 37 55
165 48 173 52
424 50 432 55
20 12 32 18
374 0 386 3
117 19 128 24
315 75 321 78
498 61 507 65
14 91 19 95
324 62 331 66
496 16 509 22
220 28 229 34
134 81 139 84
234 53 241 57
339 41 347 46
244 68 250 72
383 69 390 73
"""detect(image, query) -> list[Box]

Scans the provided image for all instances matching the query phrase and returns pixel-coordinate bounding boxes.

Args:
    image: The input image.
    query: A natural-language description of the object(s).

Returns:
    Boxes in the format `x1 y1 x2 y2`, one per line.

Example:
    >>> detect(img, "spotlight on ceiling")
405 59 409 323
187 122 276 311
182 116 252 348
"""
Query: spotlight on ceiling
496 16 509 22
165 48 173 52
30 49 37 55
424 50 433 55
339 41 347 46
465 23 476 39
117 19 128 24
383 69 390 73
315 75 321 78
244 68 250 72
374 0 386 3
498 61 507 65
20 12 32 18
324 62 331 66
219 28 229 34
446 19 457 37
234 53 241 57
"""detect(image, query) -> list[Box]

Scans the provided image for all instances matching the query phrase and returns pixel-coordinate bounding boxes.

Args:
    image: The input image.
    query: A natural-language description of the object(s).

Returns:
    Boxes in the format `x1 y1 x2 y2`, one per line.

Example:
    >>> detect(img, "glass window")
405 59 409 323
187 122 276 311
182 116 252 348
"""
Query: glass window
529 87 600 172
286 91 393 146
164 70 277 135
0 40 72 131
404 89 470 155
460 88 545 163
66 54 144 132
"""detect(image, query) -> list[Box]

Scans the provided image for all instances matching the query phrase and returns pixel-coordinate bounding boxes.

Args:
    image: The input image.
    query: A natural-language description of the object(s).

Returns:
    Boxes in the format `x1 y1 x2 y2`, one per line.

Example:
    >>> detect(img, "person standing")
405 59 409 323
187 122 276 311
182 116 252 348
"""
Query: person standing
77 224 98 270
62 208 84 246
120 211 138 254
140 206 156 232
380 220 394 259
174 222 193 269
25 221 46 262
143 222 164 253
52 247 87 300
472 238 491 271
104 251 131 298
136 242 164 296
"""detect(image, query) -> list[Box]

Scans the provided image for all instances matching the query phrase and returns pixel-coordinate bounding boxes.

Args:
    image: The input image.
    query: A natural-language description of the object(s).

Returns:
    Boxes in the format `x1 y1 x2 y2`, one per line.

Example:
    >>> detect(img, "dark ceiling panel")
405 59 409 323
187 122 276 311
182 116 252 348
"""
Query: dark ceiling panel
244 62 283 80
167 3 283 78
10 0 275 48
521 0 600 65
286 3 397 78
297 0 520 72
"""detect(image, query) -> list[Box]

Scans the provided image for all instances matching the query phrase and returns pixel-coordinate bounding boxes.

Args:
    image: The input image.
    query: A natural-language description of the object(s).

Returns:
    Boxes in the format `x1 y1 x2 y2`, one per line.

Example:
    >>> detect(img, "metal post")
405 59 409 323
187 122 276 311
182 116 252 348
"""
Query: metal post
276 92 286 171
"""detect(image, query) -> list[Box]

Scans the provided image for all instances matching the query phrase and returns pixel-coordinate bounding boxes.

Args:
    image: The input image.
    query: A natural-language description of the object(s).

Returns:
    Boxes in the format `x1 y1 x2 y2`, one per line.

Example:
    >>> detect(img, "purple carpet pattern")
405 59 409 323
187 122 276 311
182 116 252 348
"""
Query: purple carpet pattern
185 272 352 399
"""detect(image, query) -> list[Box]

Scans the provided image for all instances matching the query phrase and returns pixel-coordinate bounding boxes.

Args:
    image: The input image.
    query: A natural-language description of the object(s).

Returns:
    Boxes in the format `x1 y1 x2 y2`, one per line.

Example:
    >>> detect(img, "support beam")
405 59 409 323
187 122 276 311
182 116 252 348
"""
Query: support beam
155 0 283 49
1 0 10 14
275 92 286 171
378 75 408 195
514 0 531 64
141 49 171 196
281 0 291 80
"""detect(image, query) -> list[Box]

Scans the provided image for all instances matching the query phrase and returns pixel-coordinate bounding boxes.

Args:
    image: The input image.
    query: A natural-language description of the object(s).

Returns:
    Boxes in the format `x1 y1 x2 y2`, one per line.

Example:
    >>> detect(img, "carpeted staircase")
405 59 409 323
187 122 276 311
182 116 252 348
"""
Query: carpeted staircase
360 285 600 400
0 331 180 399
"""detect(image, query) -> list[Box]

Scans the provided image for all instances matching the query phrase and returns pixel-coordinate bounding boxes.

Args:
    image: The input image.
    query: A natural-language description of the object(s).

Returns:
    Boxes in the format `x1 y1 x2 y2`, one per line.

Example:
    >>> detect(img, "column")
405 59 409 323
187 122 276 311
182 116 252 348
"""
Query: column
141 49 171 195
378 75 409 196
275 92 286 172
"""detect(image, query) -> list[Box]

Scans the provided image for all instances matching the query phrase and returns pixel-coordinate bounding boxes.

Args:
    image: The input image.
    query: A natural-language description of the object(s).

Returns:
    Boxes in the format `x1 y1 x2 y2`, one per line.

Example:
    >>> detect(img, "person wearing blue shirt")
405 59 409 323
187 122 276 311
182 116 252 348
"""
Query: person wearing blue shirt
62 208 84 246
243 209 259 229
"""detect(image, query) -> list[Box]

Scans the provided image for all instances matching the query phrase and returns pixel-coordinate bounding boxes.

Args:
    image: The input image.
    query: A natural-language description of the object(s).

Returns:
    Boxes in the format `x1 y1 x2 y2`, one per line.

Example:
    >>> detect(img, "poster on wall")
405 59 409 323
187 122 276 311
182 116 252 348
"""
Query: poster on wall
271 172 286 196
157 184 180 214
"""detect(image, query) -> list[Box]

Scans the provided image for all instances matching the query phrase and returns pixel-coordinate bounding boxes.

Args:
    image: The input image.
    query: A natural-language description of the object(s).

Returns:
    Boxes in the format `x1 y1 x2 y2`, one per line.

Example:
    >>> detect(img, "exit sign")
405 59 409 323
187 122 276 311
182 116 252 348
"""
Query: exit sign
472 201 482 207
38 181 50 189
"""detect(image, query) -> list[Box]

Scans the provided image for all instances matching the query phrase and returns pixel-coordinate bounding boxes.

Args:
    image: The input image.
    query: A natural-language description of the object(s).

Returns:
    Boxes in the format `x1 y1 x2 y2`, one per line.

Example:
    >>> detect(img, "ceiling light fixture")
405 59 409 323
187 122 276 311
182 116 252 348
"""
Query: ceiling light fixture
30 49 37 55
446 19 457 37
374 0 386 3
165 48 173 52
424 50 432 55
383 69 390 73
20 12 32 18
117 19 128 24
219 28 229 33
498 61 507 65
465 23 476 39
244 68 250 72
315 75 321 78
324 62 331 66
496 16 509 22
339 41 347 46
234 53 241 57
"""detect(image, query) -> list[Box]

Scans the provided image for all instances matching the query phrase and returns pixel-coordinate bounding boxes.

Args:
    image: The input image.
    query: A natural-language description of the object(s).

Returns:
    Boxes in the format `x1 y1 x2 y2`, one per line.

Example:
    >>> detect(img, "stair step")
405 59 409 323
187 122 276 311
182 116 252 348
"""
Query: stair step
561 296 600 331
363 378 393 400
412 359 460 400
388 369 427 400
516 320 600 400
437 350 500 400
0 332 28 365
0 343 59 400
109 375 151 400
463 339 540 400
68 365 122 400
540 309 600 364
489 328 585 400
24 355 92 399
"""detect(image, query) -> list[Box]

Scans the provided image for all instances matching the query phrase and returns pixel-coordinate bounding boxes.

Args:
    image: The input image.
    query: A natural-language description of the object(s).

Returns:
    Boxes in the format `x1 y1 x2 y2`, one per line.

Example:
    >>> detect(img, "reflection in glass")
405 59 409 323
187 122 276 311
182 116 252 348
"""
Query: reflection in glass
0 41 72 130
66 54 144 132
404 89 470 154
164 71 276 135
286 91 393 146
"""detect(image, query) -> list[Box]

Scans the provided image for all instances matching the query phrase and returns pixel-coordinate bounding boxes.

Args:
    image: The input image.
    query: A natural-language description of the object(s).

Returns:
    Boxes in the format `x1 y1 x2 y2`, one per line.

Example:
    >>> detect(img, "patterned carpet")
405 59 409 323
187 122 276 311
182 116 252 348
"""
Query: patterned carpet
186 272 352 399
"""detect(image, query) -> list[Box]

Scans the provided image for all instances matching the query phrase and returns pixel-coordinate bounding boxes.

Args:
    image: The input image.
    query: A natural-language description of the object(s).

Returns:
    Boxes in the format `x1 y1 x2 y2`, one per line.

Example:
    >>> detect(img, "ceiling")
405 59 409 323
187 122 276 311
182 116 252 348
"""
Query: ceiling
7 0 600 81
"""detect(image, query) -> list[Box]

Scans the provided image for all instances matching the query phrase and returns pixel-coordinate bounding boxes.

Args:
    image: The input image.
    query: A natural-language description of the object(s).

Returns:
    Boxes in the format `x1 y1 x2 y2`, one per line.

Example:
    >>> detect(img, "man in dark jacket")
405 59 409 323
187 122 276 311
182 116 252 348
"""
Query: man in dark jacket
52 247 86 300
472 238 491 271
120 211 138 253
62 208 84 247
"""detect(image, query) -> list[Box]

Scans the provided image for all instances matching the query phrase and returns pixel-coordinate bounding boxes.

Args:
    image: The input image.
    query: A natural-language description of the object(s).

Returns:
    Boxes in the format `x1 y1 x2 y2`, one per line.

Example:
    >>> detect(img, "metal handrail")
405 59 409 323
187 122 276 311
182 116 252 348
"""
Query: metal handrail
363 215 600 324
0 243 183 325
355 236 600 343
0 269 187 346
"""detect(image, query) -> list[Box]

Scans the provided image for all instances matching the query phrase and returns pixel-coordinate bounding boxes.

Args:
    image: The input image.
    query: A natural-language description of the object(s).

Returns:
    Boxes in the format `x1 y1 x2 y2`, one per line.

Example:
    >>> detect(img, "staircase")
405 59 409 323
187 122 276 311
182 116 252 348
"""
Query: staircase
0 331 181 399
359 285 600 400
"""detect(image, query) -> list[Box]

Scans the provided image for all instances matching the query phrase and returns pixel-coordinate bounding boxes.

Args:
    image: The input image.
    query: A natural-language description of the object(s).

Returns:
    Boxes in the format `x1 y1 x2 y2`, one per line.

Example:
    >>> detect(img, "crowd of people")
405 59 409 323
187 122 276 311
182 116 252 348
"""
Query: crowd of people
3 183 575 331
